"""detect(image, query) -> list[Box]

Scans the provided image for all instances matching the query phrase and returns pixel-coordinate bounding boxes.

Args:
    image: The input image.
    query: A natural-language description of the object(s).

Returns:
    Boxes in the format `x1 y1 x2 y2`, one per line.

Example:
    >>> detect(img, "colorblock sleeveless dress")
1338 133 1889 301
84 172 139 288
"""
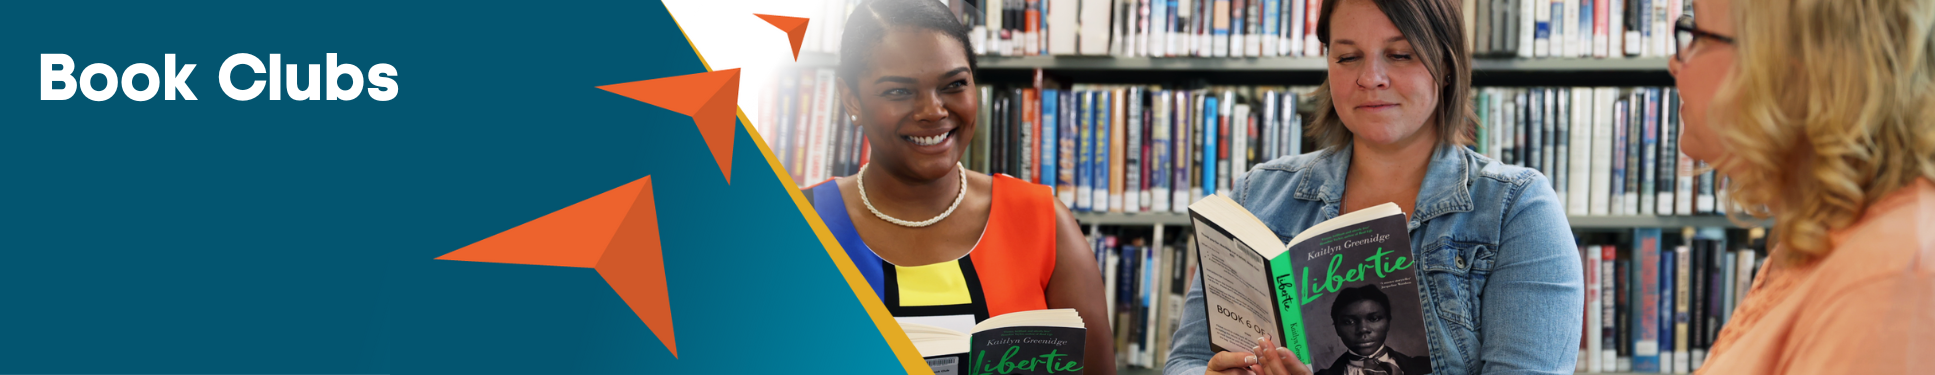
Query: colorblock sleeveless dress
807 174 1059 333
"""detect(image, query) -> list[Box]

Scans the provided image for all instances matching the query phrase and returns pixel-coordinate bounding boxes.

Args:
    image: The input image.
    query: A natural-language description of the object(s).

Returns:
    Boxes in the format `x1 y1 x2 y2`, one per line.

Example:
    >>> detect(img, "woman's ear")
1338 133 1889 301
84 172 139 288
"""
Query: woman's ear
839 81 863 126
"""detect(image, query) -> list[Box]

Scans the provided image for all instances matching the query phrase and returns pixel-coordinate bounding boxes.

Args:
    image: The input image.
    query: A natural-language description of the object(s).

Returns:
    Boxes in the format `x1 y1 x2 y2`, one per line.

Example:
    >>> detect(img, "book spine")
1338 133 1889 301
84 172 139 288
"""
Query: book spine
1658 88 1677 214
993 89 1006 174
1586 246 1602 372
1078 90 1095 211
1674 93 1694 215
1303 0 1321 56
1189 93 1204 203
1567 88 1592 214
1174 91 1193 212
1024 89 1038 182
1575 0 1590 57
1601 245 1617 371
1151 0 1168 56
1230 0 1247 57
1554 88 1569 211
1650 0 1668 56
810 69 836 184
1594 0 1610 57
1562 0 1578 57
1288 0 1305 56
1615 257 1632 372
1059 91 1078 206
1546 89 1559 178
1634 228 1662 372
1610 95 1627 215
1139 0 1154 57
1283 90 1301 156
1529 88 1544 172
1043 90 1060 191
1673 242 1691 373
1640 88 1658 214
1268 254 1312 365
1207 0 1222 56
1261 0 1279 55
1626 0 1645 56
1501 90 1516 165
1623 90 1642 215
1659 243 1677 372
1534 0 1552 57
1026 0 1042 54
1216 90 1234 197
1142 101 1156 211
1688 238 1707 372
1095 89 1112 210
1201 95 1218 199
1261 91 1278 161
1153 91 1172 212
1231 103 1250 180
1127 87 1145 211
1110 88 1127 211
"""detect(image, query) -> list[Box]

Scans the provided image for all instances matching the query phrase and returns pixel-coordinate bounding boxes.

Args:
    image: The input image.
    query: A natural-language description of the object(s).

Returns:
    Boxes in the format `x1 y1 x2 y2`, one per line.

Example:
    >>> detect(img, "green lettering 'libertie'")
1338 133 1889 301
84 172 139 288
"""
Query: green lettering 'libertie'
970 346 1083 375
1270 252 1312 364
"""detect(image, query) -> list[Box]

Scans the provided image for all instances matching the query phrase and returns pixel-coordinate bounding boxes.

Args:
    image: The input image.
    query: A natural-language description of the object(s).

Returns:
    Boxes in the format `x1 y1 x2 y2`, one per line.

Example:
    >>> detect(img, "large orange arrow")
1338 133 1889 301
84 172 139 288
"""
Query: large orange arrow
438 176 679 357
598 69 741 184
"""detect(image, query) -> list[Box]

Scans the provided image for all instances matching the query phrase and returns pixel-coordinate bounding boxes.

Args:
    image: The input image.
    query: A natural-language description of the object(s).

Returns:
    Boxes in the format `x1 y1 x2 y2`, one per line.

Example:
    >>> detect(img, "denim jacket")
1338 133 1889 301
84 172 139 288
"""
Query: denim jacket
1164 144 1584 375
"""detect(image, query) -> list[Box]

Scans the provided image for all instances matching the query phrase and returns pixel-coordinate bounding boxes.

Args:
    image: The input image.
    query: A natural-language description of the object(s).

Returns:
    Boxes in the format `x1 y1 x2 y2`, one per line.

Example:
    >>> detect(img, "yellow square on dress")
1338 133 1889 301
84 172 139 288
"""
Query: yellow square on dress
895 260 973 306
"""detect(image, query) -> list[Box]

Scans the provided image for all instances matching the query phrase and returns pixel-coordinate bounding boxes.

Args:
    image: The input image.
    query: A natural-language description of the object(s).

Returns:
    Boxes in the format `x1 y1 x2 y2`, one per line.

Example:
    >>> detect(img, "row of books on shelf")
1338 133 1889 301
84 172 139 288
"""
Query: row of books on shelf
757 70 1730 219
1475 86 1730 218
969 80 1728 217
758 68 868 186
970 83 1311 214
1577 227 1766 373
968 0 1686 59
1092 228 1193 369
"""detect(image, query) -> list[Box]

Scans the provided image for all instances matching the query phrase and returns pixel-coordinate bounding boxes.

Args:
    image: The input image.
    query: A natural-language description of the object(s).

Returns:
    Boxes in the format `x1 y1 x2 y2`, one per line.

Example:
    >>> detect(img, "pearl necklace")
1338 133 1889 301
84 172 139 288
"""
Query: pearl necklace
856 162 967 228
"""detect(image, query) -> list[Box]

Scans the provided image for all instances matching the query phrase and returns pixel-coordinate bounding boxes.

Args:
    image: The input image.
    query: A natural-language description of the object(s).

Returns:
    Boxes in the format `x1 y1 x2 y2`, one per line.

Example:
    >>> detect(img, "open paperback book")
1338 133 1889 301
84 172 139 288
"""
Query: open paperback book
1189 196 1433 375
902 308 1087 375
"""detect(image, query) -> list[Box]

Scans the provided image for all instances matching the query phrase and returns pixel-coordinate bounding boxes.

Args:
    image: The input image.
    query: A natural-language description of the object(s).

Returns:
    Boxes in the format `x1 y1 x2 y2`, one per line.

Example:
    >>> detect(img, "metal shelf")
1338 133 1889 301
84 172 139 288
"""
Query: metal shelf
1075 212 1763 229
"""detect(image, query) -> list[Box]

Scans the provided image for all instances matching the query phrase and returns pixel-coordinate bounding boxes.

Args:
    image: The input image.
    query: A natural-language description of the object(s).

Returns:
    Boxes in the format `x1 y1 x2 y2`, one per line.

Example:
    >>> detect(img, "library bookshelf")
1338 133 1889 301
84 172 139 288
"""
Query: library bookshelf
769 31 1753 375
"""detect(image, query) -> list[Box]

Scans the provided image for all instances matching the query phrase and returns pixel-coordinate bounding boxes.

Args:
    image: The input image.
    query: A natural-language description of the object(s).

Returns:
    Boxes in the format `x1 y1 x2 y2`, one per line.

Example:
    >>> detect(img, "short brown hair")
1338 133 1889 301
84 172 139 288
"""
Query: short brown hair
1307 0 1475 149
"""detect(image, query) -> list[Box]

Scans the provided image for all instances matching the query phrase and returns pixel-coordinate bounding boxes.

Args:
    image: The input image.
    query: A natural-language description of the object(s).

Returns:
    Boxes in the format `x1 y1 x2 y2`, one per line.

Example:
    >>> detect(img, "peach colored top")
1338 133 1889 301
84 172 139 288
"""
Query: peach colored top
1698 178 1935 374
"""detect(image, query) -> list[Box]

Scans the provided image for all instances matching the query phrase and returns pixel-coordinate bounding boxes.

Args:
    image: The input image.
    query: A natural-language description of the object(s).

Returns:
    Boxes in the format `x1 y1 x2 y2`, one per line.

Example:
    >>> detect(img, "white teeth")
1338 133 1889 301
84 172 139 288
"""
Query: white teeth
906 132 948 146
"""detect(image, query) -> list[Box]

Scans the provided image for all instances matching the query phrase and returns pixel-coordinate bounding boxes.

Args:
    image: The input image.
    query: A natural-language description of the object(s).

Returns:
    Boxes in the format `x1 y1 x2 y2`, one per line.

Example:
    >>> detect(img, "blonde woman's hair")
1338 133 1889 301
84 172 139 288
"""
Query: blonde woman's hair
1719 0 1935 262
1307 0 1475 149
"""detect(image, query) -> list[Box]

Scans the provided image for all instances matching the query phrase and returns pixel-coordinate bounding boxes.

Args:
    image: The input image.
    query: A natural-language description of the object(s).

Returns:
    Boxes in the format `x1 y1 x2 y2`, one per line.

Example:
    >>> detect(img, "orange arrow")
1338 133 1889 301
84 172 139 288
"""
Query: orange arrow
438 176 679 357
598 69 741 184
755 14 810 61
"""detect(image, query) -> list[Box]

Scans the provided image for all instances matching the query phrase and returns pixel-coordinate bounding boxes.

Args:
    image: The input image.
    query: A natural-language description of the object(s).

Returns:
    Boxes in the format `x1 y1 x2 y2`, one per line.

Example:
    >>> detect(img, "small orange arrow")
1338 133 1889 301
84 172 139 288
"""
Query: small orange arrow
755 14 811 61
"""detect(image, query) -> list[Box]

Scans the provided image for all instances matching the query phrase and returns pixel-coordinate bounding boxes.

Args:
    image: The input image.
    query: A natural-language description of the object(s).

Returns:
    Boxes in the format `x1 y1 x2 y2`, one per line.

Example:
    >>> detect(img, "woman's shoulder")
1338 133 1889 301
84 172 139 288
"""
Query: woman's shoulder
1250 148 1335 176
1816 178 1935 285
1461 147 1549 188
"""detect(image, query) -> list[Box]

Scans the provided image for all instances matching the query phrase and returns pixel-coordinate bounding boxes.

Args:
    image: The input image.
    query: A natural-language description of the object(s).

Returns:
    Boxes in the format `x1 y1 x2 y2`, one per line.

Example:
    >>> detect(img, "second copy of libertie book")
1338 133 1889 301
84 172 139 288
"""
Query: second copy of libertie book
1189 196 1433 375
902 308 1088 375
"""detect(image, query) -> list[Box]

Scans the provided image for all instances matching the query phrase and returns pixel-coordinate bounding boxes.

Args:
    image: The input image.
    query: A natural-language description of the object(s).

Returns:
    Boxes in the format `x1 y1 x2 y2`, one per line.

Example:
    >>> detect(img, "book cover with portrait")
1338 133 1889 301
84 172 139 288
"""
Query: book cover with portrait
1190 197 1432 375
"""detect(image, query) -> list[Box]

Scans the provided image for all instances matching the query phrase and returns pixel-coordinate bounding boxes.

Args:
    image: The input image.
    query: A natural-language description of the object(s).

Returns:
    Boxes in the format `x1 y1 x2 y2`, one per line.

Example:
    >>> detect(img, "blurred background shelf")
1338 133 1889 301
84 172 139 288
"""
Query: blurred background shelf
975 56 1673 86
789 53 1675 87
1075 212 1764 229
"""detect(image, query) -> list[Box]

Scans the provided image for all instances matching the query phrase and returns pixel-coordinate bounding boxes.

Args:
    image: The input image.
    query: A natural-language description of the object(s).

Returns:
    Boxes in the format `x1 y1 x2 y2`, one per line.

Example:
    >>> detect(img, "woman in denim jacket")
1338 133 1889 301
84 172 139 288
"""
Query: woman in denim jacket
1164 0 1584 374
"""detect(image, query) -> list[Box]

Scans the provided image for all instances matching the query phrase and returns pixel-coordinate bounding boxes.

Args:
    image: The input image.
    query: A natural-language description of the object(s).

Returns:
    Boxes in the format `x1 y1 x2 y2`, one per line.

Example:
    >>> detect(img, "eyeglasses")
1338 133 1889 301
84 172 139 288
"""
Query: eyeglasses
1674 15 1736 62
